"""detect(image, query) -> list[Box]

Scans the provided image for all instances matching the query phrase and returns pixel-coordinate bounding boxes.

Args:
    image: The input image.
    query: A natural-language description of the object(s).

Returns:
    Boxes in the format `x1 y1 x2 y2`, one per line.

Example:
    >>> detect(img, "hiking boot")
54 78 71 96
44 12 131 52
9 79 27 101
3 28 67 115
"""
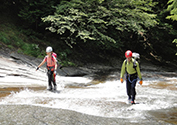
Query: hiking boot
128 99 131 104
131 101 135 104
54 86 57 91
48 86 53 91
128 96 131 104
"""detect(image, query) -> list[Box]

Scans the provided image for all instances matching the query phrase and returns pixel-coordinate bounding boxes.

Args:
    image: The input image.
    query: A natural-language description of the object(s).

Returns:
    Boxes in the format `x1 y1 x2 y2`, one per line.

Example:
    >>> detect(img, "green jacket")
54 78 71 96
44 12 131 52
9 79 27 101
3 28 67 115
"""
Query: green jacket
120 58 142 80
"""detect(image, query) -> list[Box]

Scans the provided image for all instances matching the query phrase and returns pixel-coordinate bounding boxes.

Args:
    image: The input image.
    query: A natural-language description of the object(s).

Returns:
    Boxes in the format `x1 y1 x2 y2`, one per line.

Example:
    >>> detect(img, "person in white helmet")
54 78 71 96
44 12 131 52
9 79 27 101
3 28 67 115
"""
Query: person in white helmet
36 46 58 90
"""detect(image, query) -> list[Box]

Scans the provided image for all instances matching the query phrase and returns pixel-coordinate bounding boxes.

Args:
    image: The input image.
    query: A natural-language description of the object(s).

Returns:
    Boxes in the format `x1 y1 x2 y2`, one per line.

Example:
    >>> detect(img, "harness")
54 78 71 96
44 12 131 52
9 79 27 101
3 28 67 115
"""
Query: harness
125 59 138 83
45 55 56 71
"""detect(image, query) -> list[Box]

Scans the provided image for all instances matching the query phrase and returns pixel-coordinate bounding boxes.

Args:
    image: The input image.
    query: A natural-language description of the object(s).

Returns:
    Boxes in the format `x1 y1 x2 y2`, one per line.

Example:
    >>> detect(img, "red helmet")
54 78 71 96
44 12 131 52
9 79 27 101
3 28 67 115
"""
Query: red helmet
125 50 132 58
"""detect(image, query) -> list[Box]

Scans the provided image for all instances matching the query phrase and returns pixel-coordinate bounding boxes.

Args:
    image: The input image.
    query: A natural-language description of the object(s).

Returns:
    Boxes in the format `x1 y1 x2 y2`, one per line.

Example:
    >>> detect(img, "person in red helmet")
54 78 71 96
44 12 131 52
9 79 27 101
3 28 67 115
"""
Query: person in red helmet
120 50 143 104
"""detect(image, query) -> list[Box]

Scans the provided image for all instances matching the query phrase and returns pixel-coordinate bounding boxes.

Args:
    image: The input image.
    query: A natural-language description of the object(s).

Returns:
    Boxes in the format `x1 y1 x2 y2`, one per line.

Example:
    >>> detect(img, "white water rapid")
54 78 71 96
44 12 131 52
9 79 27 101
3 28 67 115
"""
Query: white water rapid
0 56 177 124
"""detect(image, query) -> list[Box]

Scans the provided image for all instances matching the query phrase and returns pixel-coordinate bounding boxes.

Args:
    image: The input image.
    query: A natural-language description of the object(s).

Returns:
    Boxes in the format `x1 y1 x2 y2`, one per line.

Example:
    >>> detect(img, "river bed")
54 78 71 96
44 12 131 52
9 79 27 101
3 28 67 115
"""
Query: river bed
0 56 177 125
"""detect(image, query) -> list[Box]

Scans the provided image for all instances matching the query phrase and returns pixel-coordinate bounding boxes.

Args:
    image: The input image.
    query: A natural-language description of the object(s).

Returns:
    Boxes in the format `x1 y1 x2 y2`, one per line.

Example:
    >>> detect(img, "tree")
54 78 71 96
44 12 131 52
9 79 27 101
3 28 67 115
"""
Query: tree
42 0 158 51
166 0 177 21
18 0 61 32
166 0 177 55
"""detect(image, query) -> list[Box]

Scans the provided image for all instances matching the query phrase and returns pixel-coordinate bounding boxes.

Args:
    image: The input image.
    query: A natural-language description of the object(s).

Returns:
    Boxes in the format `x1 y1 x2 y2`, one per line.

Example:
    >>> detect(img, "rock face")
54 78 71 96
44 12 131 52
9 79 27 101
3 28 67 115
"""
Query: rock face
4 51 165 77
1 42 176 78
0 45 176 88
8 51 92 77
0 105 168 125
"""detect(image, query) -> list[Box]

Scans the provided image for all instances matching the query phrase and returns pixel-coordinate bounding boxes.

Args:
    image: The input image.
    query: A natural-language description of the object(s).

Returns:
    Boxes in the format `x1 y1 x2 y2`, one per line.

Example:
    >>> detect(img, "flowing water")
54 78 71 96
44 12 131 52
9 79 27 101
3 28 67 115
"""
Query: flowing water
0 56 177 124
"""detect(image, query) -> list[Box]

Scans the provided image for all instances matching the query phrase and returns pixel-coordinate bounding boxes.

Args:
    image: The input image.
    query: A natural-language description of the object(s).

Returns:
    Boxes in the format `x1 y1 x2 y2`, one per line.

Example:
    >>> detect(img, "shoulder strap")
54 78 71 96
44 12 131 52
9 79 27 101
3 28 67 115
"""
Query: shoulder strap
133 59 137 72
125 59 137 73
124 60 127 66
51 55 54 61
133 59 137 68
44 56 47 61
45 55 55 64
125 60 127 73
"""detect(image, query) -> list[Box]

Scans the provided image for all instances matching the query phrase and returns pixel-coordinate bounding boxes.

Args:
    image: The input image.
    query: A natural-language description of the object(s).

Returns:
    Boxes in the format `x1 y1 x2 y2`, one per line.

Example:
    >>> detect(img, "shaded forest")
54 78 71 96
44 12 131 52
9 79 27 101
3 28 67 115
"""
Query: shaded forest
0 0 176 66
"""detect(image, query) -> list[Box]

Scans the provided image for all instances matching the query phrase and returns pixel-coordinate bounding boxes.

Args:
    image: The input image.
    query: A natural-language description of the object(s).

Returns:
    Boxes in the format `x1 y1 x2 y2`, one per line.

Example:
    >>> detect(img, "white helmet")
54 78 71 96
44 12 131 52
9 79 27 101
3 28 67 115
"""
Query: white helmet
46 46 53 53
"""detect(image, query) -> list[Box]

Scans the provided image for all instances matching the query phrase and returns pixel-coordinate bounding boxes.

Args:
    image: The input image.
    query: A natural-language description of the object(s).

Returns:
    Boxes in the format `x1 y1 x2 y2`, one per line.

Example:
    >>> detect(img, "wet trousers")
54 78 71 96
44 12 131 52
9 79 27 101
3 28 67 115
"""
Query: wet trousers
47 70 56 88
126 74 137 101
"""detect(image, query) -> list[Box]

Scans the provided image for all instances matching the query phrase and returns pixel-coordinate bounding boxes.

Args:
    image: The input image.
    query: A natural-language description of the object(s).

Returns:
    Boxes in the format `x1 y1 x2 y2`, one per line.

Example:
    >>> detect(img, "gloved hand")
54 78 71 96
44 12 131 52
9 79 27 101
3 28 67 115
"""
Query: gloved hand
120 78 123 83
36 67 39 71
139 80 143 85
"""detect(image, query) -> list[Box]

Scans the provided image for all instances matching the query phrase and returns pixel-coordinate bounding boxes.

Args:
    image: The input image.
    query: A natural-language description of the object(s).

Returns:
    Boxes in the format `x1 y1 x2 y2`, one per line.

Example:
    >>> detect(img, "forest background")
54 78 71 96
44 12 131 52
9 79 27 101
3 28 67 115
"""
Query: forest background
0 0 176 67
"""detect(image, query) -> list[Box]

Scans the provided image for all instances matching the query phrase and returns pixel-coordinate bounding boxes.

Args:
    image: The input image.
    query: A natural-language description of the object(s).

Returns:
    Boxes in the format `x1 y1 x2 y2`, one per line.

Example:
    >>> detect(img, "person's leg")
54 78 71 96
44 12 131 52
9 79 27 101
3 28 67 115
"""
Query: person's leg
51 71 57 90
126 80 132 101
131 80 137 103
48 71 53 90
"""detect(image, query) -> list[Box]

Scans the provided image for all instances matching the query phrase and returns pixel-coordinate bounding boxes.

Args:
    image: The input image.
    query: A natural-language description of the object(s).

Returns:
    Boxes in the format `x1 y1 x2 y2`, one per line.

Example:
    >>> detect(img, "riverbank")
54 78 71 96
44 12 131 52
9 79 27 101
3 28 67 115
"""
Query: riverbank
0 44 177 125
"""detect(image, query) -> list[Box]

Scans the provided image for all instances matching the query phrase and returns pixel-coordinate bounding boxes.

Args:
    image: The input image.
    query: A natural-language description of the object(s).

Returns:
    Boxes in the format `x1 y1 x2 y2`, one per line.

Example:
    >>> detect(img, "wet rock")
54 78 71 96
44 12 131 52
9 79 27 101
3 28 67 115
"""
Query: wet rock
149 107 177 125
8 52 92 77
57 67 90 77
0 105 170 125
10 52 41 68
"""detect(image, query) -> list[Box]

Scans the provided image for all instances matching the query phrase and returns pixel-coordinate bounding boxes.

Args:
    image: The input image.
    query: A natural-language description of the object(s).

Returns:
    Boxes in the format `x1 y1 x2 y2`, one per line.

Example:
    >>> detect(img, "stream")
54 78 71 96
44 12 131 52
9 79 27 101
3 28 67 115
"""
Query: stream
0 55 177 125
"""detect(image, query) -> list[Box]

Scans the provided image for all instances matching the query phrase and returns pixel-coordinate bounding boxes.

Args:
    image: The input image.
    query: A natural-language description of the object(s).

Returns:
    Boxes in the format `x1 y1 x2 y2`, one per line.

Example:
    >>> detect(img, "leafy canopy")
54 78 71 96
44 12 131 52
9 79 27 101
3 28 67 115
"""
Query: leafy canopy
42 0 157 48
166 0 177 55
18 0 60 31
166 0 177 21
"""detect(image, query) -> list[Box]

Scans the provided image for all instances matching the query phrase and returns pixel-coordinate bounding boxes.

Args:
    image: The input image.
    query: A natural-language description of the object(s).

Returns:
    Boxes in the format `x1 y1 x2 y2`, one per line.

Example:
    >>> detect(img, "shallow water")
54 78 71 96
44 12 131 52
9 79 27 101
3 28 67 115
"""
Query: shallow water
0 56 177 124
0 77 177 124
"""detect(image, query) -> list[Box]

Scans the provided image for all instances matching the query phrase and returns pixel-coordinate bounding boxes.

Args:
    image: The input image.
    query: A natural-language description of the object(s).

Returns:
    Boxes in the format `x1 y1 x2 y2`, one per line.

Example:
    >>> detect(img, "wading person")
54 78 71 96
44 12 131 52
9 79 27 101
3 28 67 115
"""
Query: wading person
120 50 143 104
36 46 58 91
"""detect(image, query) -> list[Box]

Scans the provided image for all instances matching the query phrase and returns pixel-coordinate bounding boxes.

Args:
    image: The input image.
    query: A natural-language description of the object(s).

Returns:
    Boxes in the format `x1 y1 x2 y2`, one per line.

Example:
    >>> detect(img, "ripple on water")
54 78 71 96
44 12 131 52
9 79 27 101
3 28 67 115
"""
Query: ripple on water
148 80 177 90
0 87 46 98
149 107 177 124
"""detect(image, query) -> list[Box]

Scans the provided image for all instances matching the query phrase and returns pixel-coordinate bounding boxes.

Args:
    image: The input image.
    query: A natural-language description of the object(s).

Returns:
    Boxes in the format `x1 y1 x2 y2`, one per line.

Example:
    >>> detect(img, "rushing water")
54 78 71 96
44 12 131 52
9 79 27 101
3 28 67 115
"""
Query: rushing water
0 56 177 124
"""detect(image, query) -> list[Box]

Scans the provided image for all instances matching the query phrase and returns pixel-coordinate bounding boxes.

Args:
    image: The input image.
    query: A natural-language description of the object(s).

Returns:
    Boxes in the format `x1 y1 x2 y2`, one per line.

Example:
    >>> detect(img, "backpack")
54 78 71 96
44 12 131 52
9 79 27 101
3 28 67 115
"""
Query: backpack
44 52 59 70
125 52 140 72
52 52 57 59
52 52 60 66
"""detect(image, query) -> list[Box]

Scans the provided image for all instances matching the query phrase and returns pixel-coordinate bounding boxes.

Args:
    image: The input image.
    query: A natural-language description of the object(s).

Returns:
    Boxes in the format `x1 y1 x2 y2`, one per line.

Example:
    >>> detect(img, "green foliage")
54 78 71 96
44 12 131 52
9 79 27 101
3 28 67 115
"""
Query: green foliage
140 0 177 61
18 0 60 31
0 32 11 44
173 39 177 44
173 39 177 55
42 0 158 50
0 24 41 57
166 0 177 56
166 0 177 21
18 43 40 57
1 0 176 64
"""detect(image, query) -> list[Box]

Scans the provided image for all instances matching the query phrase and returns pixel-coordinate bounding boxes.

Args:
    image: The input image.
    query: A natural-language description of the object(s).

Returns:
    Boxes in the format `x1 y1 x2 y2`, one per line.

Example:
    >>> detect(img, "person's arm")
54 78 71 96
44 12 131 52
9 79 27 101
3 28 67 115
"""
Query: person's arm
120 60 126 83
136 62 143 85
120 60 126 78
135 62 142 80
54 60 57 71
36 58 46 70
